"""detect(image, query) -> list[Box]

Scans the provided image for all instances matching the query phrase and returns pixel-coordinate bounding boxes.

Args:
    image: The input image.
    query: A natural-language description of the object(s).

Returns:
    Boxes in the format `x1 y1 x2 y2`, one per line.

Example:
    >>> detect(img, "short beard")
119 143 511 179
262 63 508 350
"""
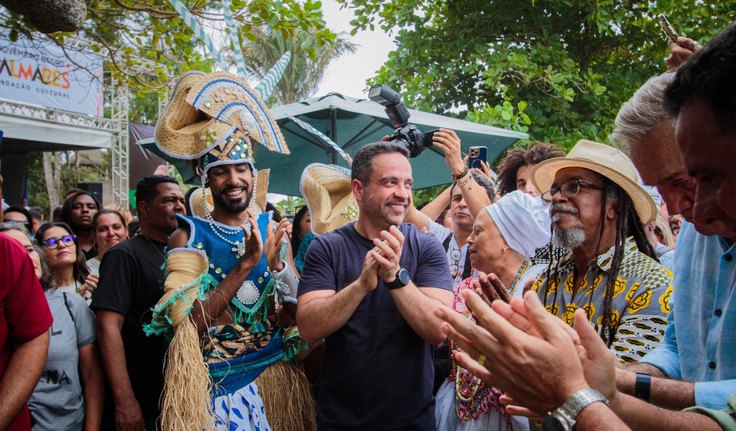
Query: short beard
360 197 406 230
552 227 586 249
212 189 252 214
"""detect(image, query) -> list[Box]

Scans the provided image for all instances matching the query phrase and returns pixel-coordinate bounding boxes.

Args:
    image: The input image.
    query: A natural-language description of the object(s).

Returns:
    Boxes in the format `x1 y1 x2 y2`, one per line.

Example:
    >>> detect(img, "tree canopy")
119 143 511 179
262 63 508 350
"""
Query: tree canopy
339 0 735 151
1 0 336 92
244 27 357 105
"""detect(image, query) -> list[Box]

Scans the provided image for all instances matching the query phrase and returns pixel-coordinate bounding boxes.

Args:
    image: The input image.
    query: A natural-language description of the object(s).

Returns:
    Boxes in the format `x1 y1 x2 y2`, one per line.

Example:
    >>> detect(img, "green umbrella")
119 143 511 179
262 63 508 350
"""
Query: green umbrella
138 92 527 196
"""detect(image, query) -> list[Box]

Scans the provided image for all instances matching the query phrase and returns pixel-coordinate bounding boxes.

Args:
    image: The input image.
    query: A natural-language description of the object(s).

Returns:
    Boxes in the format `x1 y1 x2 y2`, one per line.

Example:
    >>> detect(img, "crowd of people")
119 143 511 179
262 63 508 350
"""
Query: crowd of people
0 21 734 431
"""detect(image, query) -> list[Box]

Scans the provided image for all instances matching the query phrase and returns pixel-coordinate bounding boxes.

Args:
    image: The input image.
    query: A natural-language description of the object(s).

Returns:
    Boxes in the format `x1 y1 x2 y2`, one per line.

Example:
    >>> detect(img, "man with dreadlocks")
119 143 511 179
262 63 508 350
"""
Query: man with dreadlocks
529 140 672 364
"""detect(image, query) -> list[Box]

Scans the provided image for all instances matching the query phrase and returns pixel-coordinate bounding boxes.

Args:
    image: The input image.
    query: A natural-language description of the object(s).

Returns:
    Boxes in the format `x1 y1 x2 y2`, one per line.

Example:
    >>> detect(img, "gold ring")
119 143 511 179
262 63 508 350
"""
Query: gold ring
477 354 487 367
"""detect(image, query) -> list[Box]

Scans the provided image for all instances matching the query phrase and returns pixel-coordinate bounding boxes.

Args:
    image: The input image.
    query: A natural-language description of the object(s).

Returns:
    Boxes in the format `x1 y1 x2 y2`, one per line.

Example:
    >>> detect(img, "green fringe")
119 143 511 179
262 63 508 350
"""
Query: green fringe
225 279 275 334
144 261 277 339
143 272 218 339
282 327 310 363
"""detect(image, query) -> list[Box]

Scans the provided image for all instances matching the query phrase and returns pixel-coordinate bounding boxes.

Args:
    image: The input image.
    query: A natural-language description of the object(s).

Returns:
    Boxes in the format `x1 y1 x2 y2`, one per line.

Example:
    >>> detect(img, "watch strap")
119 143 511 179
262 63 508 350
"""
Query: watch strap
634 373 652 402
386 268 409 289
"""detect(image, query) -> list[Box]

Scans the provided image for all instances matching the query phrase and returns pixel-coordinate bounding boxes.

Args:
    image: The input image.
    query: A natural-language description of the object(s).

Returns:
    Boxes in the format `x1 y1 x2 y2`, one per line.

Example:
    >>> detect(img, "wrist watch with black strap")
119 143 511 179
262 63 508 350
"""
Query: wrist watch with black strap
542 388 608 431
385 268 410 289
634 372 651 402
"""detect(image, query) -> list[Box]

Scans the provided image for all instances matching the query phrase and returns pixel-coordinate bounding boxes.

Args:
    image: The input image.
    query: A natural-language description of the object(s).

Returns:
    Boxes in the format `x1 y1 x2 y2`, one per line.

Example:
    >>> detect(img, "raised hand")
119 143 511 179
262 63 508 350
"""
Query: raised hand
80 273 99 300
370 226 405 283
666 36 702 70
265 218 291 272
474 160 493 181
358 249 380 292
432 128 465 177
473 272 511 304
435 290 590 414
237 209 263 271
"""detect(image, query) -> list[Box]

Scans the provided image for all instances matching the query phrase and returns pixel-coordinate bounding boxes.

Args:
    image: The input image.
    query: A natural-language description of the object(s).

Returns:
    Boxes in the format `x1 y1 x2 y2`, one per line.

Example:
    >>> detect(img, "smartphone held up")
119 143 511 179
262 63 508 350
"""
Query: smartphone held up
468 146 488 170
658 14 680 43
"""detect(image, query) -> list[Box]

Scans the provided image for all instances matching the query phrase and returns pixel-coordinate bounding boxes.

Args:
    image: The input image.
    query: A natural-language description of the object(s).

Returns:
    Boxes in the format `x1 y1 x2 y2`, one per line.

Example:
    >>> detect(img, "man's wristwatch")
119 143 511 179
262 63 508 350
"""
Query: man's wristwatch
541 388 608 431
634 372 651 401
385 268 410 290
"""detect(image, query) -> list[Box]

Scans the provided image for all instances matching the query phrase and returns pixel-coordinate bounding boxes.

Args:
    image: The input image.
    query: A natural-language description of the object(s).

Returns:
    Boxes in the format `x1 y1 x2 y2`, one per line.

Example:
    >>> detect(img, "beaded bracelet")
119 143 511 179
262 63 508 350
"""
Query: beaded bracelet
457 172 473 187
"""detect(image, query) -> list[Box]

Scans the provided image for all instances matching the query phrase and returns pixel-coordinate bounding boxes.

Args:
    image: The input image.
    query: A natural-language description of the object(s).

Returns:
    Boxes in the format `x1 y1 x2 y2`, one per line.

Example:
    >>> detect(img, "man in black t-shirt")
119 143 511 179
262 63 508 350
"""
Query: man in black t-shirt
297 142 454 430
91 175 185 430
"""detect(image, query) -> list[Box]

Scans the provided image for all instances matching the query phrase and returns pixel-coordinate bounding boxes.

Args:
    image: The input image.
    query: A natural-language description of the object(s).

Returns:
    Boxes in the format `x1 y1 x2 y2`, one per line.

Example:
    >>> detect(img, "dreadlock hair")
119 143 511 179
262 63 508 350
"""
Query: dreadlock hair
542 177 657 346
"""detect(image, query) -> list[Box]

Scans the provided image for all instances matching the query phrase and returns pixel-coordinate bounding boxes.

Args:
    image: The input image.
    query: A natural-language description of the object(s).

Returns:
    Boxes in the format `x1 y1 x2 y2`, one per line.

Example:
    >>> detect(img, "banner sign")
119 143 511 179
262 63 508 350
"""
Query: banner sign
0 30 103 116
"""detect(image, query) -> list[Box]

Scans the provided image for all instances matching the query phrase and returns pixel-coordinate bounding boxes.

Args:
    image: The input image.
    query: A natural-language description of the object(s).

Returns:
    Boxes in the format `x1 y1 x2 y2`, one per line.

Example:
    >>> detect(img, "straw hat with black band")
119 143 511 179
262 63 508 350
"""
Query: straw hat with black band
531 140 657 225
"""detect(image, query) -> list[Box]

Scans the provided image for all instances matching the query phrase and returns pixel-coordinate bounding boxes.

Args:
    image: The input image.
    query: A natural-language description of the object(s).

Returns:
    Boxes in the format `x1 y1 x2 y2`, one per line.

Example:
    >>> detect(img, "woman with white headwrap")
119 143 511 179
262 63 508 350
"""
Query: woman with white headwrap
435 191 551 431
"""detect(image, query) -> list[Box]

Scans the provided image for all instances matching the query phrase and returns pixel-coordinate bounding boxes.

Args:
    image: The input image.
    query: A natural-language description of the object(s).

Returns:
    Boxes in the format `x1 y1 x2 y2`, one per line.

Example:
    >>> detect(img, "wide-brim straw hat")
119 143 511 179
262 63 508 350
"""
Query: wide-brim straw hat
154 71 288 162
300 163 358 235
254 168 269 213
531 140 657 225
188 187 214 218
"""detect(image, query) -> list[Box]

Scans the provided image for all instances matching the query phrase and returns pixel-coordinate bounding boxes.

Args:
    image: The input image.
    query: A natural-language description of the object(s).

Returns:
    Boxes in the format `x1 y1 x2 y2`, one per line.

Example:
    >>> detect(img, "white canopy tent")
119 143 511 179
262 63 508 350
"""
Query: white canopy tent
0 98 114 152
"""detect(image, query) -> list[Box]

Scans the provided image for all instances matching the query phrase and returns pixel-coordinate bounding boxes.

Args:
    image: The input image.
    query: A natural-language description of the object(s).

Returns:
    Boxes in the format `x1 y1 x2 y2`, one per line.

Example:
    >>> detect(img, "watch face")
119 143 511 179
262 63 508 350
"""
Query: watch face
397 268 410 285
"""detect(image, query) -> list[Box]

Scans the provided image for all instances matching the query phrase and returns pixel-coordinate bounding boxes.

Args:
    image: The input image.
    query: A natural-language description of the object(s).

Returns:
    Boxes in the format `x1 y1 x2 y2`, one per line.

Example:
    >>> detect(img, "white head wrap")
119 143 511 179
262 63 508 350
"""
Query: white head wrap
485 191 551 259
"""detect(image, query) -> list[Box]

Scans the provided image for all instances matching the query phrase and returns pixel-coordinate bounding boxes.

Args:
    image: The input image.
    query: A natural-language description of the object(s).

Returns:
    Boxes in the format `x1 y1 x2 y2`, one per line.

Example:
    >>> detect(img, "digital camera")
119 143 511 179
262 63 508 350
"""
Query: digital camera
368 84 436 158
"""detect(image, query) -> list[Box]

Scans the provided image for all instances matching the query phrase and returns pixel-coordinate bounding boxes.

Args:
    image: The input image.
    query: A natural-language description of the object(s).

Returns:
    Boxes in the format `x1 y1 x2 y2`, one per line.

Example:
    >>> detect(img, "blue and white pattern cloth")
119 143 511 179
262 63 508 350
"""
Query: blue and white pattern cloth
641 222 736 409
213 381 271 431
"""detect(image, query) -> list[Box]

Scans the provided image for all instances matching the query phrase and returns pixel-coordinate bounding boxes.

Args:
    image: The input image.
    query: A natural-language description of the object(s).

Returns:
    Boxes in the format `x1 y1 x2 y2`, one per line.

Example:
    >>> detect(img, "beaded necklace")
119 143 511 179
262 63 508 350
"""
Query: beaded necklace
450 274 523 424
508 260 530 297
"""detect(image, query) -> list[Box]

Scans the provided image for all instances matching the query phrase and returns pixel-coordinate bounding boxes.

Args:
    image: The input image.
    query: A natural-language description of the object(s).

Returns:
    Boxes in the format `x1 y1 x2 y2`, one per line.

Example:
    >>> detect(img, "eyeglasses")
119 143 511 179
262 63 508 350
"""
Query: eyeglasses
42 235 76 249
542 179 604 203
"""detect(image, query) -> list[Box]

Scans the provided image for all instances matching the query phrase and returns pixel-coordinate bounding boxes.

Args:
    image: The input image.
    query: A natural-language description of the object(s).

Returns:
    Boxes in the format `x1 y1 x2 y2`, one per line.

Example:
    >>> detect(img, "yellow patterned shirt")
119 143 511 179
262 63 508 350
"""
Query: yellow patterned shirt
532 237 673 363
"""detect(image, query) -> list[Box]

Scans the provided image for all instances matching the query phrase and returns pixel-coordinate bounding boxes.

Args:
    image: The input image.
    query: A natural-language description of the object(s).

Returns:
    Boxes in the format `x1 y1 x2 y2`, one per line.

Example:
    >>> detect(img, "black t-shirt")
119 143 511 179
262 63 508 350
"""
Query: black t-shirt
83 246 98 260
90 235 167 421
298 222 453 430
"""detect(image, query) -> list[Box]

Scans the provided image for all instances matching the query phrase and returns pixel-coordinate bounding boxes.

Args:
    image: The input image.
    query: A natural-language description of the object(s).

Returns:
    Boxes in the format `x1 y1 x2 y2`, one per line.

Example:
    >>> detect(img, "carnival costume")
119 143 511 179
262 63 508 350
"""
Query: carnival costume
144 71 314 431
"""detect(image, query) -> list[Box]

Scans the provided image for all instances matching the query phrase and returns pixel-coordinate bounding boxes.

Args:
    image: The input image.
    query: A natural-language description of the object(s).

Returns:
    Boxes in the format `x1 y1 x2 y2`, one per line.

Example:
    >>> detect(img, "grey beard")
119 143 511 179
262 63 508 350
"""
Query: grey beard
552 227 586 249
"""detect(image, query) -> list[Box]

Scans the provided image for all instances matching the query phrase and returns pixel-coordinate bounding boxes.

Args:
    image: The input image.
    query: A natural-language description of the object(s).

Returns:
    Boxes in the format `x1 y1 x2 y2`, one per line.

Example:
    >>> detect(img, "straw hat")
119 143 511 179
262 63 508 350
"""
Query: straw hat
187 187 214 218
154 71 288 175
300 164 358 235
655 214 675 248
531 140 657 225
254 168 270 213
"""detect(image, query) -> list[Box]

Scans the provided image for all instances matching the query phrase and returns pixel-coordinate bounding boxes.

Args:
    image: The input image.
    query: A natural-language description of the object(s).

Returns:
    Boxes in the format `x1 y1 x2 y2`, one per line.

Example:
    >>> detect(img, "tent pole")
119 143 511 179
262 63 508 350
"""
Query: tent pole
329 108 337 164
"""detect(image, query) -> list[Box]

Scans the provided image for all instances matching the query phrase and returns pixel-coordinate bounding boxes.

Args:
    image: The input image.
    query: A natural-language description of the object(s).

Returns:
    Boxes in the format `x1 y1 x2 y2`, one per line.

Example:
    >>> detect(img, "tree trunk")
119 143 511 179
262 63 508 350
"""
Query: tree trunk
0 0 86 33
42 152 62 210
